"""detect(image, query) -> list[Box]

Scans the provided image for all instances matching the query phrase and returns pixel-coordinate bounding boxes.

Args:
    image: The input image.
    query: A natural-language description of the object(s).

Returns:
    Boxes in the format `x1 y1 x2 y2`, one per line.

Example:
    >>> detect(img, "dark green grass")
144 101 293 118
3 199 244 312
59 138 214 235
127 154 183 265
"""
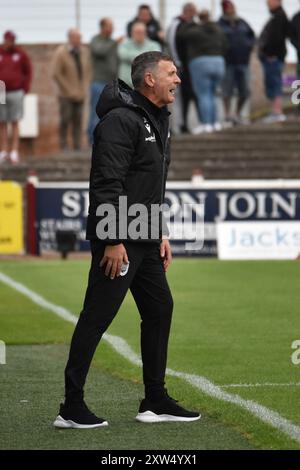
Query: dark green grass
0 280 74 344
0 344 254 450
0 258 300 449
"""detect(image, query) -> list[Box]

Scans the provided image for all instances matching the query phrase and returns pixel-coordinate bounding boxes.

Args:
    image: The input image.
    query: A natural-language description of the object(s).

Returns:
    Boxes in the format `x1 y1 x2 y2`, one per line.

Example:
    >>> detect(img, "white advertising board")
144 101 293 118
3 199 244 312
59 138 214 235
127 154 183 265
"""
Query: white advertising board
217 221 300 260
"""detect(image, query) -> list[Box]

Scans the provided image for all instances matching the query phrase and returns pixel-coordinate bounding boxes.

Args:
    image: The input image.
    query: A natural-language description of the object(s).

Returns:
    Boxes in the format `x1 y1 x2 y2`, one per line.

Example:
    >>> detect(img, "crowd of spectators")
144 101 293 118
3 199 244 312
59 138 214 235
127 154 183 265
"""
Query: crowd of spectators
0 0 298 161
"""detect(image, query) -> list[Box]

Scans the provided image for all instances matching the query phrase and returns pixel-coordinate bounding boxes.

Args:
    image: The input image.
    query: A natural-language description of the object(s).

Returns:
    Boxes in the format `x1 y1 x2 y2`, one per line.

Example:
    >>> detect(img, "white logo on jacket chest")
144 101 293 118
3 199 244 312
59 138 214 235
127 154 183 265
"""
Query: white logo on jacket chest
143 117 156 142
143 117 152 134
145 135 156 142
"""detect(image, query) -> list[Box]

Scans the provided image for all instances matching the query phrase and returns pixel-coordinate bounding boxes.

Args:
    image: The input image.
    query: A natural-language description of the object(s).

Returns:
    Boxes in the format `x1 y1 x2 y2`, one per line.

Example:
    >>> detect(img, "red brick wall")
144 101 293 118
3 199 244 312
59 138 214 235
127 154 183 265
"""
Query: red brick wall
250 52 269 111
20 44 90 157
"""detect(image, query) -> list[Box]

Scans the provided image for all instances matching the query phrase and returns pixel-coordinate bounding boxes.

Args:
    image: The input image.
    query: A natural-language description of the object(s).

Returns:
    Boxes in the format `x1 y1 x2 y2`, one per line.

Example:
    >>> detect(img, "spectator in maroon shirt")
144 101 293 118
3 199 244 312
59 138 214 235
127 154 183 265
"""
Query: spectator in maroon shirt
0 30 32 164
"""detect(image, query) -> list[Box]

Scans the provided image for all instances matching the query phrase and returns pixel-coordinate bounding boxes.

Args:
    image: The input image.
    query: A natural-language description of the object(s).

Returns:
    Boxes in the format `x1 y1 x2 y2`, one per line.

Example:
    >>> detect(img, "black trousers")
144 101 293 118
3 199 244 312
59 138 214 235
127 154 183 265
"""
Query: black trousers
180 66 200 128
58 97 83 150
64 240 174 404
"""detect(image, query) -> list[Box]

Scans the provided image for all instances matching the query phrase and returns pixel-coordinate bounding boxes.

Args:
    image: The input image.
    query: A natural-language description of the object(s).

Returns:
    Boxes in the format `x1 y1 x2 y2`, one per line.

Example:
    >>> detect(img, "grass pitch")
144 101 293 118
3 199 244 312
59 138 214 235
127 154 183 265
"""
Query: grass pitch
0 258 300 449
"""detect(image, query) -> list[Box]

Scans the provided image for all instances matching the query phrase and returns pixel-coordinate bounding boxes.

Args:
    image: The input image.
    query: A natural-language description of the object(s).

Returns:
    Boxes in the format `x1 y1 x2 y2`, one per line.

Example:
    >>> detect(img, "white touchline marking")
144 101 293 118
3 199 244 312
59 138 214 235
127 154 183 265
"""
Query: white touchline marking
221 383 300 388
1 270 300 443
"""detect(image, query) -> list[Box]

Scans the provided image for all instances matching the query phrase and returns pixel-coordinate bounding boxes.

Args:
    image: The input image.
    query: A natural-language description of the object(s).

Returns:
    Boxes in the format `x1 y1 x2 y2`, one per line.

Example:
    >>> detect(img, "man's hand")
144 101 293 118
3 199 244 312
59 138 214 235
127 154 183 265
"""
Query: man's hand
157 31 165 41
100 243 128 279
160 239 172 272
116 35 125 44
69 92 82 102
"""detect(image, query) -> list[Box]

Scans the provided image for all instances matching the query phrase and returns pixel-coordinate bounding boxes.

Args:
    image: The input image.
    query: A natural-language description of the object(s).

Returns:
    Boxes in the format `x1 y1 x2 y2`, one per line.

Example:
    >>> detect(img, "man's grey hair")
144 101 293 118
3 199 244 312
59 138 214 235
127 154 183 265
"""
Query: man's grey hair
183 2 196 13
131 51 173 90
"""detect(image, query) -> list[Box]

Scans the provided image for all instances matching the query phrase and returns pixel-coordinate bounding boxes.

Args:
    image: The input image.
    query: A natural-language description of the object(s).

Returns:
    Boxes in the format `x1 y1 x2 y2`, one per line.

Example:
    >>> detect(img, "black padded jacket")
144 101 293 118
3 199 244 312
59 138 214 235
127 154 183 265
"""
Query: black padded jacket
86 79 170 244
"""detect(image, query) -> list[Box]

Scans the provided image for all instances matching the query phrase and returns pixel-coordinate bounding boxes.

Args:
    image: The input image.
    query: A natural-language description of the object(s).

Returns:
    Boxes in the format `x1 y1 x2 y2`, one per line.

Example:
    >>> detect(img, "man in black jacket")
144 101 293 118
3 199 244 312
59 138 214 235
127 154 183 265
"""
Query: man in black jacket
167 2 199 133
54 51 200 428
290 8 300 78
127 4 165 47
258 0 290 122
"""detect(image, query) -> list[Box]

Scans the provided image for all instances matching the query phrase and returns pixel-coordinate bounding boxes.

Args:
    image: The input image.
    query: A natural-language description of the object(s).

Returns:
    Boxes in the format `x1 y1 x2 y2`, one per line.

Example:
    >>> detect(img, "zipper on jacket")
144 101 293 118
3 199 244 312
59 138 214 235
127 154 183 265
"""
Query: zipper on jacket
160 125 170 206
137 107 170 205
138 108 170 238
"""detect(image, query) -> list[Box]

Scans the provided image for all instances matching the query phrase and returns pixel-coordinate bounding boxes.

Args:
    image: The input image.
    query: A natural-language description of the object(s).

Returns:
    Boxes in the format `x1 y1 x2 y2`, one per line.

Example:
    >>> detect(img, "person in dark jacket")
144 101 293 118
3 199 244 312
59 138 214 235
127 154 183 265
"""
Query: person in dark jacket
54 51 201 429
127 4 165 46
258 0 290 122
177 10 228 133
290 7 300 78
167 2 199 133
87 18 122 145
218 0 255 125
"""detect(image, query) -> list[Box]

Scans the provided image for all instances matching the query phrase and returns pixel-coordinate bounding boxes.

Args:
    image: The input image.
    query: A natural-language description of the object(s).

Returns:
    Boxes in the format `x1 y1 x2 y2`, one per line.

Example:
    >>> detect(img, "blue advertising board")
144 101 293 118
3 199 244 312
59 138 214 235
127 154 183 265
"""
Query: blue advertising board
35 181 300 256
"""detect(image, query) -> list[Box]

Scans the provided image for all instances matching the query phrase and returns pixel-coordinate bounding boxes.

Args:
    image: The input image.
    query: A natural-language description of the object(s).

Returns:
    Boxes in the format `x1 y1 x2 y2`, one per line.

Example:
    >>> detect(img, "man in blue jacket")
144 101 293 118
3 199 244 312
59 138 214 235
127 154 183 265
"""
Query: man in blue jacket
53 51 201 429
218 0 255 125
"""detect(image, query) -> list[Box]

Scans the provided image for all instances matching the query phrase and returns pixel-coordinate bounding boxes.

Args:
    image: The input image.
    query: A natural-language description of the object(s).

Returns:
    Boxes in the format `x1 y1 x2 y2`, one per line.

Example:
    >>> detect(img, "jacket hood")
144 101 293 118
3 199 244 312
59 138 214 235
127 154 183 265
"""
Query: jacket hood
96 79 135 119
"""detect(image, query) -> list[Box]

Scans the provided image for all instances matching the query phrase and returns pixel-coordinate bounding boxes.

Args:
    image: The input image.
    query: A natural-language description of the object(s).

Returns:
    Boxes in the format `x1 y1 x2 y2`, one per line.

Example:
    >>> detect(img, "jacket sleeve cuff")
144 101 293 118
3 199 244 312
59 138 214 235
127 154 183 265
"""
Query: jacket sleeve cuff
162 213 170 238
104 239 123 246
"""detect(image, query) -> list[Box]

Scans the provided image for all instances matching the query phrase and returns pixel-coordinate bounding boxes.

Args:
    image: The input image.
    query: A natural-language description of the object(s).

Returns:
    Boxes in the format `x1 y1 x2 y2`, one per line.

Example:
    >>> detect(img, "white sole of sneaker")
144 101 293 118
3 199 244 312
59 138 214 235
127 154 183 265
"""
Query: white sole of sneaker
135 411 201 423
53 415 108 429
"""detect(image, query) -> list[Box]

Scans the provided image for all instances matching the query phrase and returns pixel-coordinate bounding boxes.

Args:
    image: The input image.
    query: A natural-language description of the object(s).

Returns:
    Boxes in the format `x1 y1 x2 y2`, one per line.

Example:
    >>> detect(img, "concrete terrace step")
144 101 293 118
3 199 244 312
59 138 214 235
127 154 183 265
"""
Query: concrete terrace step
169 168 300 180
172 139 300 149
175 124 300 141
171 152 300 161
171 159 300 168
174 132 300 143
1 118 300 183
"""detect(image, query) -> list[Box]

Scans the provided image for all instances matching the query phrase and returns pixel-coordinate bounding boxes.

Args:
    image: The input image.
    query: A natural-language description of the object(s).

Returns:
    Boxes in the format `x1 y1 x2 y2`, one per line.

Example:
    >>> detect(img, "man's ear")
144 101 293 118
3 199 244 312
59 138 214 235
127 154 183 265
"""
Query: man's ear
144 71 155 88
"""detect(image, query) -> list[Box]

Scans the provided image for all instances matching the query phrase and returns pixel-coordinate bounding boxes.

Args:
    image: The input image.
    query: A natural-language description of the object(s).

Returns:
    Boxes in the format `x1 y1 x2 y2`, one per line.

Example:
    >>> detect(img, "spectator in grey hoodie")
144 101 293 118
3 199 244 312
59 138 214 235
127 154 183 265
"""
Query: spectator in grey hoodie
87 18 123 144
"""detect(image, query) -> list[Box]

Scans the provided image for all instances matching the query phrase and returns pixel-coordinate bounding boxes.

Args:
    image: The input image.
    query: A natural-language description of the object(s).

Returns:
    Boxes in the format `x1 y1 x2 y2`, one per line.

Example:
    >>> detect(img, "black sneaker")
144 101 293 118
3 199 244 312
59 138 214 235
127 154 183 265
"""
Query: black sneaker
53 401 108 429
136 395 201 423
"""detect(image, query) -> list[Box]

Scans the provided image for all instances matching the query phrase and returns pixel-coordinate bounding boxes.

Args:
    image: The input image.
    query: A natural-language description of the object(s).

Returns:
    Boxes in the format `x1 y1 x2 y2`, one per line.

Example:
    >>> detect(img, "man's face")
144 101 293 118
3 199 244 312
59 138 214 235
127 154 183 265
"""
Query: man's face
267 0 280 11
3 38 15 50
101 20 113 37
147 60 181 107
138 8 152 24
225 4 236 16
69 31 81 48
132 24 146 44
183 4 197 22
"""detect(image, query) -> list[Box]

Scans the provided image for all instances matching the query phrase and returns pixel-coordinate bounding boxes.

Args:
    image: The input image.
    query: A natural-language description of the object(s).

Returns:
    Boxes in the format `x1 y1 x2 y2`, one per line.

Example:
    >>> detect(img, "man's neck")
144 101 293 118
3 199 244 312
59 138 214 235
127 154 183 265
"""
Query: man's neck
3 45 15 52
137 88 163 108
270 5 282 14
223 13 238 21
